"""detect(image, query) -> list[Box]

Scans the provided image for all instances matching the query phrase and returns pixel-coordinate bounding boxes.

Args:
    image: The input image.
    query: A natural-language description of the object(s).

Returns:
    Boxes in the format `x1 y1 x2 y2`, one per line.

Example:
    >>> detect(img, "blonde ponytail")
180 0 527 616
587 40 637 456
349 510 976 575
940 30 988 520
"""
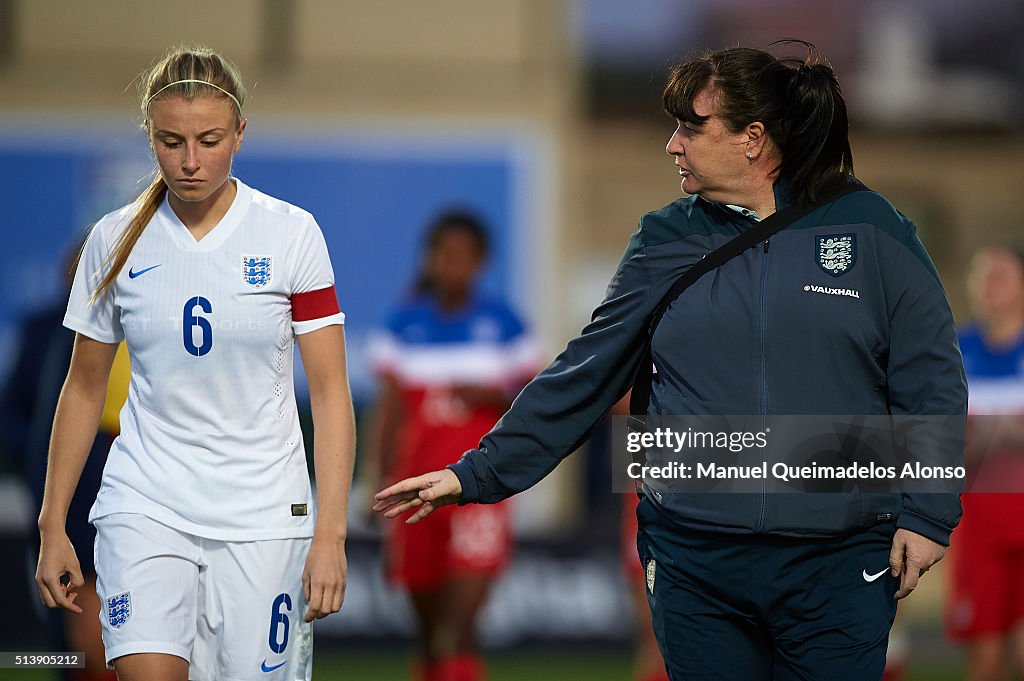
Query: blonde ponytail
89 176 167 302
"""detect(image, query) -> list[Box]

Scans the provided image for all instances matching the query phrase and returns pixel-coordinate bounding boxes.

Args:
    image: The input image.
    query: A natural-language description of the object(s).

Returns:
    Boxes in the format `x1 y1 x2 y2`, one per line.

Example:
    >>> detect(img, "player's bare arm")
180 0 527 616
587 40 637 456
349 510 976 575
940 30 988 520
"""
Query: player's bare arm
361 375 403 521
889 528 946 600
297 324 355 622
36 333 119 613
373 468 463 524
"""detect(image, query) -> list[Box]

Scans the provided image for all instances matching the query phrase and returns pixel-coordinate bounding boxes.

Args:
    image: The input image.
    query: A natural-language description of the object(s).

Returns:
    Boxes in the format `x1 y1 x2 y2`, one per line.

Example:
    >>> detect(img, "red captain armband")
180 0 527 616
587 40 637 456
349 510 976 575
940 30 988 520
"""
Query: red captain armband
291 285 341 322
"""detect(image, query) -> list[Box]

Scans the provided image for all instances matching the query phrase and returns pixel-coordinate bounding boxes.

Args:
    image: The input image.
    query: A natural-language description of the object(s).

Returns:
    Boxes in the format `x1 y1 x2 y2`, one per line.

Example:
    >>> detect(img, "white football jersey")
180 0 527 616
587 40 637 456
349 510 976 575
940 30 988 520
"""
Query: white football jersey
65 179 344 541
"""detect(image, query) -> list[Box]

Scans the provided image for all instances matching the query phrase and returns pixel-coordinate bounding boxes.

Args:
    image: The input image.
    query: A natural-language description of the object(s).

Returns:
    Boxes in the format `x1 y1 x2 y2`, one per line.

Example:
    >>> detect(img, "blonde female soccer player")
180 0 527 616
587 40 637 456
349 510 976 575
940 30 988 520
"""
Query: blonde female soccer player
35 45 355 681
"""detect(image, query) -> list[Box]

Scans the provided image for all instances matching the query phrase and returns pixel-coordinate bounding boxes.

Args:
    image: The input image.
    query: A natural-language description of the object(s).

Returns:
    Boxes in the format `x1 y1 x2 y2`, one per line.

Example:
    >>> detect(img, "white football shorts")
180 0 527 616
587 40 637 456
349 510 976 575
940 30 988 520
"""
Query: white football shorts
94 513 312 681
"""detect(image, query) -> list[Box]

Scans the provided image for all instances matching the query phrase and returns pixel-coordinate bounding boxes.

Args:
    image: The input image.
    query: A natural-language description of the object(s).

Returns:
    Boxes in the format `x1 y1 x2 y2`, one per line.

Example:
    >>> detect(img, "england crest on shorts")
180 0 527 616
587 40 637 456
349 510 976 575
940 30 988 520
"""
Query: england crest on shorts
242 255 272 288
816 234 856 277
106 591 132 629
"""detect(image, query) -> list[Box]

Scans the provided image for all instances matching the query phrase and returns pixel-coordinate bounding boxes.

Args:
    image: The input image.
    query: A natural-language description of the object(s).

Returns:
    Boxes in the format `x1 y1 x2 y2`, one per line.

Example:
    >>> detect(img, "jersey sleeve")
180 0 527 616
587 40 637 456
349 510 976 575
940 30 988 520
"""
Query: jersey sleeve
63 224 124 344
497 303 543 384
367 321 402 379
289 217 345 335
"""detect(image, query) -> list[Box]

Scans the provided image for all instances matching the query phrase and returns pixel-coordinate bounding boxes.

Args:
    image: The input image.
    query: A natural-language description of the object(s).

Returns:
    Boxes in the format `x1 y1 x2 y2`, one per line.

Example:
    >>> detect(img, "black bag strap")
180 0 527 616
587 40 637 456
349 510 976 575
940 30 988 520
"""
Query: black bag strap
627 182 866 427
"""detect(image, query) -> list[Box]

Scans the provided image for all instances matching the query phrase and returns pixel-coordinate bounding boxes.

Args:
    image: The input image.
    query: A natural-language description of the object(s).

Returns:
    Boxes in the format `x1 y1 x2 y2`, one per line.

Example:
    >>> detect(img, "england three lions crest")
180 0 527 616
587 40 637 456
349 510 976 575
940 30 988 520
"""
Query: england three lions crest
242 255 272 288
816 234 856 277
106 591 131 629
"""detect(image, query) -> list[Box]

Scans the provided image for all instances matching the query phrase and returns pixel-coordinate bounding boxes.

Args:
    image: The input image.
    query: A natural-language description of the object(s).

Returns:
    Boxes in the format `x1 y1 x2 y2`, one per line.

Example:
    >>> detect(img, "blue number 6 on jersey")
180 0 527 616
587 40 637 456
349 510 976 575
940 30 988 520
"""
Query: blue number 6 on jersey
268 593 292 654
182 296 213 356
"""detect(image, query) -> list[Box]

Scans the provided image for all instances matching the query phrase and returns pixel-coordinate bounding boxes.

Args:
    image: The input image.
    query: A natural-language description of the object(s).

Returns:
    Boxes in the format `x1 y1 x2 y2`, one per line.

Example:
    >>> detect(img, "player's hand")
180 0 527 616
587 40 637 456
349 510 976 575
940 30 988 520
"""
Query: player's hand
889 528 945 600
302 536 347 623
35 529 84 614
373 468 463 524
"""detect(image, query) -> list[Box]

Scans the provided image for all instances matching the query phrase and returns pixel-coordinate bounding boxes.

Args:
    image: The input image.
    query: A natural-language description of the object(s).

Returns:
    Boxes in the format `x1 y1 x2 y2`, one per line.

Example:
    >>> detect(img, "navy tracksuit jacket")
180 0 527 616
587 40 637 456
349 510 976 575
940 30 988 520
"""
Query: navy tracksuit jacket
449 179 967 546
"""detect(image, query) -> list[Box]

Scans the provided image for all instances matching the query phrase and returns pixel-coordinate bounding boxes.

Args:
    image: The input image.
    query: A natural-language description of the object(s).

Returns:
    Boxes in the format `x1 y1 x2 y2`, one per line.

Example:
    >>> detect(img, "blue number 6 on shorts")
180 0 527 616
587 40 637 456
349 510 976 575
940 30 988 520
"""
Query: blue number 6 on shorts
268 593 292 654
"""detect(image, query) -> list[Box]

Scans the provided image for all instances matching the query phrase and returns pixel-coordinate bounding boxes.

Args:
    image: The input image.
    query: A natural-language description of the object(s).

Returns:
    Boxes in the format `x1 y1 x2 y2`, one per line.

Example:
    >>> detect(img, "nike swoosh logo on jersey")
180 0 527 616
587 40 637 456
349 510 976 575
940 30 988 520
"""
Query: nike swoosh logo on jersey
261 659 287 672
128 264 161 279
862 567 890 583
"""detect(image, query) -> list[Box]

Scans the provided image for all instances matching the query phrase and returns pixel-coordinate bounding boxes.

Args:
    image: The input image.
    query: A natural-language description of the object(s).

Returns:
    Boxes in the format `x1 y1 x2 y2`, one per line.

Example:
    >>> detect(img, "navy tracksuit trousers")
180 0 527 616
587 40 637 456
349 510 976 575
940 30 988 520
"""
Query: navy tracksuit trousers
637 496 899 681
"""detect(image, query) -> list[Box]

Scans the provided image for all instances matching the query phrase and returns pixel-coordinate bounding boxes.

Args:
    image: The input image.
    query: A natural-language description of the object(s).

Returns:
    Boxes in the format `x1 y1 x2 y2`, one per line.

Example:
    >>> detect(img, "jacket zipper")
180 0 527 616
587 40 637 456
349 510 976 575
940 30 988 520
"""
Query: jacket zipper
756 237 770 531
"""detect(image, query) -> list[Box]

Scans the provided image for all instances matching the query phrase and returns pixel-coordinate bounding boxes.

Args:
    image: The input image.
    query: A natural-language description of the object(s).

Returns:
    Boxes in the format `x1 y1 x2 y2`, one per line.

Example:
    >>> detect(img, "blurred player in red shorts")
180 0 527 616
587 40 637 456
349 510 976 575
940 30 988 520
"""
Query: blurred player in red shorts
947 245 1024 679
367 211 540 681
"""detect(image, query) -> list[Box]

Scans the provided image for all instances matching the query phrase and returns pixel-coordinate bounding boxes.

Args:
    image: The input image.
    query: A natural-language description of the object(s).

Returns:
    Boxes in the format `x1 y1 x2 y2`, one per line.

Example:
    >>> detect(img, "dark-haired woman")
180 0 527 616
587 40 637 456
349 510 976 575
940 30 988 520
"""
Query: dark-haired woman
35 46 355 681
367 212 539 681
375 43 966 680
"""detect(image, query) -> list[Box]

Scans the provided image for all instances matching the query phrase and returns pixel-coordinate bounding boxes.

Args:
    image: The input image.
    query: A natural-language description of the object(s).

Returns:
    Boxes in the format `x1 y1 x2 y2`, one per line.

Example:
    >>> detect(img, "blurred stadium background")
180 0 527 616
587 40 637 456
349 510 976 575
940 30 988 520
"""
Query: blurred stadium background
1 1 1022 678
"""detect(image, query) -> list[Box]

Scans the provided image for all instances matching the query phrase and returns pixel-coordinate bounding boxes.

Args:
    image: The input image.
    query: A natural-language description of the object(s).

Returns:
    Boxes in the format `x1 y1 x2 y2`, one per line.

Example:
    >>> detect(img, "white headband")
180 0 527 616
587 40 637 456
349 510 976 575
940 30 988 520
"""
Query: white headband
145 79 242 115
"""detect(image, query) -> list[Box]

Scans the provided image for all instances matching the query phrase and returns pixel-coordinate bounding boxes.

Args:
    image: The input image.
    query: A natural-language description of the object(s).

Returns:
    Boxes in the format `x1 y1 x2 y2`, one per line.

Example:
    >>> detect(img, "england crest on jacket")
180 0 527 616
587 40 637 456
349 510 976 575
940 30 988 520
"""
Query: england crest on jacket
106 591 131 629
242 255 272 288
816 234 856 277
